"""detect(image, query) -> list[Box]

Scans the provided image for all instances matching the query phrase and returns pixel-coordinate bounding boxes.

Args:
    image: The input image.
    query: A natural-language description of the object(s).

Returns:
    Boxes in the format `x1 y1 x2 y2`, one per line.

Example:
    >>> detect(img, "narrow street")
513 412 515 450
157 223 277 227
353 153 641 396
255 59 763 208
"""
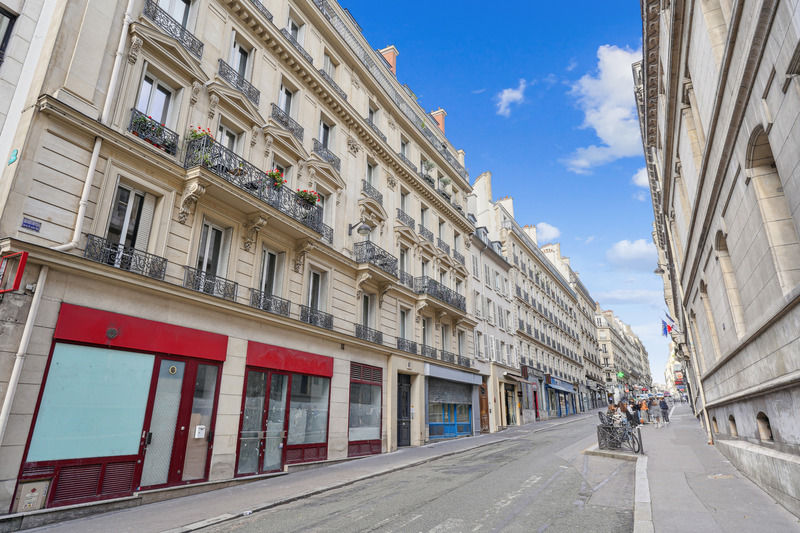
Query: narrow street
201 416 634 533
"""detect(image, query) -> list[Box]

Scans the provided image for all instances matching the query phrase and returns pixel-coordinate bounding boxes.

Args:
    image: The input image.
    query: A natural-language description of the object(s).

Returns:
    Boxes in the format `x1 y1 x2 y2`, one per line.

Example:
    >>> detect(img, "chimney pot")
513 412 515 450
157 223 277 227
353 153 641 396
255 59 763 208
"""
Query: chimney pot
379 45 399 76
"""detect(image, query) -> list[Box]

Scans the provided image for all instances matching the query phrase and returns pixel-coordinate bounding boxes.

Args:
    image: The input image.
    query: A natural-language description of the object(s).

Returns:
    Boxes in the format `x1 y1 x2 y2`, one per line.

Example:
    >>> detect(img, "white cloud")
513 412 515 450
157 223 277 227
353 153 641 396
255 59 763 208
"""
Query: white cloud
564 45 643 174
496 79 527 117
632 167 649 188
633 190 649 202
536 222 561 242
595 289 662 305
472 88 487 94
566 58 578 72
606 239 657 270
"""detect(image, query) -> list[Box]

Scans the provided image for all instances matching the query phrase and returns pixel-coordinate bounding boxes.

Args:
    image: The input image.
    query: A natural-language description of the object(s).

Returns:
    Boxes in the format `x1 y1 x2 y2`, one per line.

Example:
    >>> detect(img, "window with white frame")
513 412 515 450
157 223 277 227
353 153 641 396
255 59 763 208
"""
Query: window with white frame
287 14 304 44
361 293 374 328
472 255 479 277
366 162 377 185
230 33 251 78
400 137 408 157
217 122 239 152
278 82 295 116
136 72 174 126
457 331 465 356
318 118 334 148
422 317 431 346
196 219 231 283
271 159 292 187
323 52 337 78
475 331 483 358
308 269 327 311
259 247 284 296
106 183 156 253
399 308 409 340
158 0 191 27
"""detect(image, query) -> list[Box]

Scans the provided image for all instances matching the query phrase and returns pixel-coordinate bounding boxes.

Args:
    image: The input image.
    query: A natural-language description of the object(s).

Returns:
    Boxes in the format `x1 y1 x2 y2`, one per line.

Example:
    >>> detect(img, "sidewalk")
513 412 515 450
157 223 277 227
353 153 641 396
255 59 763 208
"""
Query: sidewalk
638 403 799 532
16 413 593 533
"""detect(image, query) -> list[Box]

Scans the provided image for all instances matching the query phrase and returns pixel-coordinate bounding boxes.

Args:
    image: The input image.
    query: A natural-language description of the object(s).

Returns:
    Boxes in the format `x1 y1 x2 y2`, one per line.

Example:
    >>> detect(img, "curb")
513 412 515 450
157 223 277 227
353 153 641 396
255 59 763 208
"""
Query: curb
582 444 637 462
633 455 653 533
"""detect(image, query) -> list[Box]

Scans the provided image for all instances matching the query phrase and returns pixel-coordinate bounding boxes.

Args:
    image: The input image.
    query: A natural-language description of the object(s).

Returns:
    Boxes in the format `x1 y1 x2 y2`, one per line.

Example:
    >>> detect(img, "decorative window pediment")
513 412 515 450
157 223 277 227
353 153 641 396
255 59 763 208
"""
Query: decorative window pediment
130 22 208 84
206 82 264 127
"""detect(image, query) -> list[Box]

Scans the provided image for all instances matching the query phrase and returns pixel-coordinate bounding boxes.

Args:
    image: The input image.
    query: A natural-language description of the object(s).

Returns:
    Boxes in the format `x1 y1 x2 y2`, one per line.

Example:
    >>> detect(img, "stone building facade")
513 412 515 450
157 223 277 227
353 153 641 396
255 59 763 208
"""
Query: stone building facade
636 0 800 516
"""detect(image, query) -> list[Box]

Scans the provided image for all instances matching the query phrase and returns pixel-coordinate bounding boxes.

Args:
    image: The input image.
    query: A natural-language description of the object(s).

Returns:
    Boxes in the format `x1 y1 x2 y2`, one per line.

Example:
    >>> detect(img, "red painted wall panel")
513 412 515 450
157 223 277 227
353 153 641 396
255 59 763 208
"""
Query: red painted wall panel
246 341 333 377
54 303 228 361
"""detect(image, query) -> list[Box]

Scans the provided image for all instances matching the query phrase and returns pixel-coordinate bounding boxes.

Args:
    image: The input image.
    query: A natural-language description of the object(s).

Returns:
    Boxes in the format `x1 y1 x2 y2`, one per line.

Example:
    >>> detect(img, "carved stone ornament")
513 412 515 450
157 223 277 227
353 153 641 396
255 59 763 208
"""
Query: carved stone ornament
293 240 315 273
387 117 397 130
264 134 274 161
351 74 361 90
415 301 429 322
355 271 372 300
178 179 208 224
336 190 342 206
347 136 360 156
190 81 202 106
128 36 143 64
377 283 391 308
208 94 219 120
386 174 396 191
242 215 269 251
250 126 260 147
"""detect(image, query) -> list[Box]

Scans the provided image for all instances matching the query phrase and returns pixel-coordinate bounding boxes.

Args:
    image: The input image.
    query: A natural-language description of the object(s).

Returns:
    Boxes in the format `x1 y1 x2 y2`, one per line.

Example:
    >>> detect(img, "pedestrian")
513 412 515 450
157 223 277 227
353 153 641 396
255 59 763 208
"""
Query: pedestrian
640 399 649 424
631 400 641 427
659 397 670 423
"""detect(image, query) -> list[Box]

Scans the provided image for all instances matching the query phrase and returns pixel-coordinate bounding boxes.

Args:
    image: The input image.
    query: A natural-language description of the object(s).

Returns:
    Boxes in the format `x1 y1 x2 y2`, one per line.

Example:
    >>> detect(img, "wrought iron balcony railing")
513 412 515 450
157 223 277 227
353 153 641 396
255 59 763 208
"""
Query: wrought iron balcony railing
218 59 260 105
419 172 435 187
183 266 237 300
300 305 333 329
437 188 451 201
419 224 434 243
397 338 417 354
527 324 532 336
396 208 414 229
516 285 522 298
514 255 519 266
128 108 179 155
184 136 331 242
399 270 413 289
353 241 398 277
452 249 465 266
397 151 417 172
313 139 341 171
248 0 273 21
457 356 472 369
413 276 466 312
518 319 525 331
362 180 382 204
436 238 450 255
270 104 303 141
421 344 437 358
84 234 167 280
439 350 456 363
249 289 290 317
280 28 313 64
366 117 387 142
355 324 383 344
318 68 347 100
143 0 203 59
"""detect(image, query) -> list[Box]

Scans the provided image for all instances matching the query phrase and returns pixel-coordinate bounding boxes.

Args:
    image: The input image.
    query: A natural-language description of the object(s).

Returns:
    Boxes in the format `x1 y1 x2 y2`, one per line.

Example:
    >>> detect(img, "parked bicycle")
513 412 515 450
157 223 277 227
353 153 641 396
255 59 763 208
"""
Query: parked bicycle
597 412 642 453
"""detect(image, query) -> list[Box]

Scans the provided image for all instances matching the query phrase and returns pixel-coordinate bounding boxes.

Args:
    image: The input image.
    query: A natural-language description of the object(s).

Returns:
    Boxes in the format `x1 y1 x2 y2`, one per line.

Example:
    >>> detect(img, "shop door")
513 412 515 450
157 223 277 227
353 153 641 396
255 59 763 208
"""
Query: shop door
479 385 490 433
397 374 411 447
139 359 219 489
235 371 290 475
504 386 516 425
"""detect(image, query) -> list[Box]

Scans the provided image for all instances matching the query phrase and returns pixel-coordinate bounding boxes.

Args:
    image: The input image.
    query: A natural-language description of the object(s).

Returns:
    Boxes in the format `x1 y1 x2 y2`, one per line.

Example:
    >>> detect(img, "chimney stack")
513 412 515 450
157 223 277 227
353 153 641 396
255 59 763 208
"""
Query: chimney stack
379 45 399 76
431 108 446 134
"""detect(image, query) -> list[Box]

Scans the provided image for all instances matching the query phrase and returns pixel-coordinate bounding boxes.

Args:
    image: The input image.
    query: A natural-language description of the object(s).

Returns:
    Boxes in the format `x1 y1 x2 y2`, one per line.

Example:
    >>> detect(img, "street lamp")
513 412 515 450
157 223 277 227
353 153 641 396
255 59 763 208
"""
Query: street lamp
654 265 666 275
348 221 372 237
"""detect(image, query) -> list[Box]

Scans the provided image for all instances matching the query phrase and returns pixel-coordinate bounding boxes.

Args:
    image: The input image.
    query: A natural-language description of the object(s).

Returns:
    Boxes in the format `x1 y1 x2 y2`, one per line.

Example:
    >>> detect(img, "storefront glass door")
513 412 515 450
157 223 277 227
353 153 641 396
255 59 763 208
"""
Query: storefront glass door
140 360 185 487
236 370 290 475
263 373 289 472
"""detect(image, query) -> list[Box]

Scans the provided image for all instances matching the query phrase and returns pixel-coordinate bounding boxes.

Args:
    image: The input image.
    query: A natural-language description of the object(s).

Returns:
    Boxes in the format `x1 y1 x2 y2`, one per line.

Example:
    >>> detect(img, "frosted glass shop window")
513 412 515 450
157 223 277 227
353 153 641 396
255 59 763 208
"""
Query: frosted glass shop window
287 374 330 445
27 344 154 461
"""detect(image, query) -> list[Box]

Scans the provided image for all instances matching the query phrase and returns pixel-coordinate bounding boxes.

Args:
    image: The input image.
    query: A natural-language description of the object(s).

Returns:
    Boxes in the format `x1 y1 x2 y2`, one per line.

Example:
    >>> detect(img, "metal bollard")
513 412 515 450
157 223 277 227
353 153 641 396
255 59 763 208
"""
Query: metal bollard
638 426 644 454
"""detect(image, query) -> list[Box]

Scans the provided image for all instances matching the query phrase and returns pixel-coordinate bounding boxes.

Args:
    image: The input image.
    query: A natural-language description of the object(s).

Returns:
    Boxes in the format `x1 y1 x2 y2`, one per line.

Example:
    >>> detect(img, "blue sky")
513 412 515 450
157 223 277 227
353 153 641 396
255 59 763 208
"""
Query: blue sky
341 1 670 381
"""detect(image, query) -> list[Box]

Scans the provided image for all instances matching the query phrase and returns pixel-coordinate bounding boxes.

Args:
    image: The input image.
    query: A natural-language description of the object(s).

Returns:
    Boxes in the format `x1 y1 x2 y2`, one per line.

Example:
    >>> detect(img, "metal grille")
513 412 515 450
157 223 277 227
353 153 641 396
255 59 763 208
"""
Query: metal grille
143 0 203 59
439 350 456 363
84 234 167 280
350 362 382 383
452 250 465 266
396 208 414 229
418 225 434 243
397 151 417 172
52 464 102 504
312 139 341 171
100 462 136 495
218 59 260 105
249 0 273 21
362 180 382 204
300 305 333 329
182 266 237 300
399 270 413 289
128 108 179 155
437 188 451 201
436 238 450 255
421 344 437 358
249 289 291 317
397 338 417 354
280 27 313 64
413 276 466 311
355 324 383 344
354 241 398 277
270 104 304 141
366 117 386 142
318 68 347 100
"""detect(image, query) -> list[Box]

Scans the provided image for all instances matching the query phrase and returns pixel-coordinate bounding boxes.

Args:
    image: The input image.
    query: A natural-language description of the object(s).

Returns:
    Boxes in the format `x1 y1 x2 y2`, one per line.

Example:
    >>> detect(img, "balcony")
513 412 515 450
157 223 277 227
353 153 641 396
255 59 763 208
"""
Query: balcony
280 28 313 64
399 270 413 289
527 324 532 336
218 59 260 105
355 324 383 344
421 344 437 358
318 68 347 101
270 104 303 141
366 117 386 142
183 266 237 301
313 138 341 172
397 338 417 354
353 241 398 277
184 136 331 242
248 0 273 21
457 356 472 369
439 350 456 363
419 172 435 187
249 289 290 317
143 0 203 59
518 319 525 331
436 238 450 255
127 108 178 155
514 255 519 266
437 188 451 201
84 234 167 280
362 180 382 204
452 249 465 266
300 305 333 329
413 276 466 312
396 208 414 229
397 151 417 172
419 224 434 243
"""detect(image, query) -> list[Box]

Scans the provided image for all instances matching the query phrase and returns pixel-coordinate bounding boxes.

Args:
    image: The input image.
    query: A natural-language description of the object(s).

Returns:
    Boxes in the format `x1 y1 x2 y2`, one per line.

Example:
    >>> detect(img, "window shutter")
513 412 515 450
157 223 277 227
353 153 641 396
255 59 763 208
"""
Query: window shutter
133 193 156 252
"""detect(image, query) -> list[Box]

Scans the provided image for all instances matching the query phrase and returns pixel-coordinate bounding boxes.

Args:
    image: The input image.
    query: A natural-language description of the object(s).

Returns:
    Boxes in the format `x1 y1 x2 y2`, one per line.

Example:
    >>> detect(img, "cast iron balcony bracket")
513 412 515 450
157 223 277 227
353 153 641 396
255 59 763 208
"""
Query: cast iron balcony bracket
143 0 203 59
418 224 434 243
183 265 237 301
218 59 260 105
355 323 383 344
300 305 333 329
280 28 313 64
249 288 291 317
318 68 347 101
248 0 273 21
312 138 341 172
361 180 383 204
366 117 387 142
353 241 398 277
397 337 417 354
396 208 415 229
127 108 179 155
437 238 450 255
270 104 304 141
84 234 167 280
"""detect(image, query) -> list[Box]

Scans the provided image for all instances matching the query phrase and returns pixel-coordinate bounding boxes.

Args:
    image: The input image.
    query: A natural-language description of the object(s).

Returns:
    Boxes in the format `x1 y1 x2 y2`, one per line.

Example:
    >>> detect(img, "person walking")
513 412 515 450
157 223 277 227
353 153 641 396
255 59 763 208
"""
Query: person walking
640 399 649 424
631 400 641 426
659 397 670 423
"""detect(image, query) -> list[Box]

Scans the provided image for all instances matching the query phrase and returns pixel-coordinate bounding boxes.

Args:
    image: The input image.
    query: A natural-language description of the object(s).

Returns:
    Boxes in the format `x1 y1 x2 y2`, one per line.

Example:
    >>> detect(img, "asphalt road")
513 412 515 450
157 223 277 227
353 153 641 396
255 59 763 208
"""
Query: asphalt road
202 416 635 533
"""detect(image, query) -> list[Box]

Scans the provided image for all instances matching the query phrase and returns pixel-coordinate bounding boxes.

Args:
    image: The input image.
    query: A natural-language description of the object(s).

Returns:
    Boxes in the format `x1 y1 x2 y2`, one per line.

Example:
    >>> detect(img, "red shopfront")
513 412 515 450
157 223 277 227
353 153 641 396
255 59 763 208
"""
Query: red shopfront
13 304 227 512
234 341 333 477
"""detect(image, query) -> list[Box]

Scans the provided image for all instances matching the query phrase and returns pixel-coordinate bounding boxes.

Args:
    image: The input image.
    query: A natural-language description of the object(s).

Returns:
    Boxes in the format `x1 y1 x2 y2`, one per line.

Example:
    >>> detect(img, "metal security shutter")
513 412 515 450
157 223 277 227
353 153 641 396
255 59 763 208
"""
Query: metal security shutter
350 362 382 384
428 378 471 405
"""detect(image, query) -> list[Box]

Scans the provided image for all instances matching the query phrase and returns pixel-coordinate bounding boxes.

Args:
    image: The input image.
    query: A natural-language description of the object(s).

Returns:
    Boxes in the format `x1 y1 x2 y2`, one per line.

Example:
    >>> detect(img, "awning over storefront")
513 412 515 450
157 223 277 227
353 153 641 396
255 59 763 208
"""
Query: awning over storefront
425 363 482 385
546 379 575 394
506 374 537 389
